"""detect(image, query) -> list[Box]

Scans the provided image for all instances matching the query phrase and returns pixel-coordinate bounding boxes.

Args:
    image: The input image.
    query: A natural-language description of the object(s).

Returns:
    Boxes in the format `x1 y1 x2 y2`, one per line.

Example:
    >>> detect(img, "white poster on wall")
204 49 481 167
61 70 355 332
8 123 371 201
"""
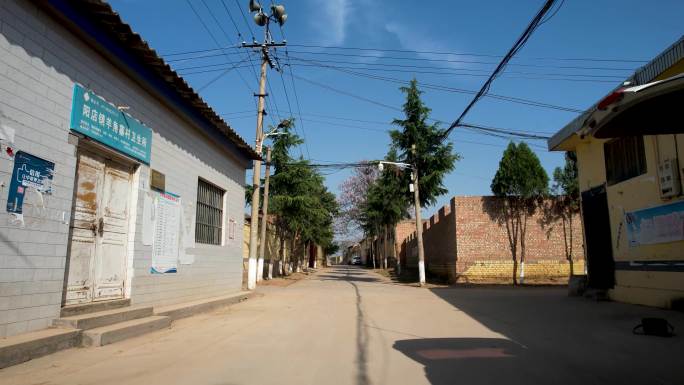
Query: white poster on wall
151 191 181 274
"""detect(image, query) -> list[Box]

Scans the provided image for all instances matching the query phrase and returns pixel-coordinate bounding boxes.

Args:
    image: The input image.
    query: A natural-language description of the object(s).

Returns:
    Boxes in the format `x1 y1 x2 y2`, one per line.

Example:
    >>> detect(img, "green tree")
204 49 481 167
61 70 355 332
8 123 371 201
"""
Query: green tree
547 151 580 276
490 142 548 285
267 121 338 273
388 79 459 282
390 79 459 207
362 149 411 270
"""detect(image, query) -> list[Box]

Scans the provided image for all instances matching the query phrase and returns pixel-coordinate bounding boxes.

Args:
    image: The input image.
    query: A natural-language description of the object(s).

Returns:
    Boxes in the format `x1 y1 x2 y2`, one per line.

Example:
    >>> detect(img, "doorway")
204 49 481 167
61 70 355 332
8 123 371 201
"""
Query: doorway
581 185 615 289
65 148 134 305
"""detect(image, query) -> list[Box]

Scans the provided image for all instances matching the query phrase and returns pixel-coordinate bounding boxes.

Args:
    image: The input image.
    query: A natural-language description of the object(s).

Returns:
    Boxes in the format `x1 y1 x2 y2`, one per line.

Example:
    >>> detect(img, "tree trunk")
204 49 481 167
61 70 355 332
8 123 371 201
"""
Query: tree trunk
371 238 376 269
503 198 519 285
519 207 528 285
393 224 401 276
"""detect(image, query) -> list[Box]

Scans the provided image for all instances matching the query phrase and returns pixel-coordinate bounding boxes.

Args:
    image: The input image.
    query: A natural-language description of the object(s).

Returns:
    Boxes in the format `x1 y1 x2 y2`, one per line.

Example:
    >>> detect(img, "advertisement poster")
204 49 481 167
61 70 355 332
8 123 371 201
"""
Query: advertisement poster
151 191 181 274
70 84 152 164
625 201 684 246
6 151 54 214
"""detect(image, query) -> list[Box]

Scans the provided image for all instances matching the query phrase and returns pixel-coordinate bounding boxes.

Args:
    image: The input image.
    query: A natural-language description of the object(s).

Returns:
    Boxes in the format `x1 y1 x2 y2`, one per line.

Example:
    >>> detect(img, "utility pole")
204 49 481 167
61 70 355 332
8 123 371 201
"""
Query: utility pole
411 144 426 286
242 0 287 290
412 164 426 286
243 1 288 290
377 156 425 286
259 146 272 281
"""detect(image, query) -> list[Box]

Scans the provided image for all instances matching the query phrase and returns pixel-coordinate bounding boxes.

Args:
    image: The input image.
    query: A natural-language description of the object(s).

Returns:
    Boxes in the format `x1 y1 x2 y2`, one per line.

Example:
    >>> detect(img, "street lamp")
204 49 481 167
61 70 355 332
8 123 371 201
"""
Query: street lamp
376 159 426 285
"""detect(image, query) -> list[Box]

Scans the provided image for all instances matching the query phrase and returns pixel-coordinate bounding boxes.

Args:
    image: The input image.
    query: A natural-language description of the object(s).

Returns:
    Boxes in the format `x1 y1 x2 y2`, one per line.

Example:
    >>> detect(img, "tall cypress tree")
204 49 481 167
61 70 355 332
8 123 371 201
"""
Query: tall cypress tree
390 79 459 208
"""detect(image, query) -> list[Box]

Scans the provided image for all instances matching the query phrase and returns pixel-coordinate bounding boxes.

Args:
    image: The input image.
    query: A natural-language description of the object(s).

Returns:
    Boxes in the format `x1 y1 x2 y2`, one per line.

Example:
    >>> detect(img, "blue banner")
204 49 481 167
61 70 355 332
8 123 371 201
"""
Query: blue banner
625 201 684 246
70 84 152 163
6 151 55 214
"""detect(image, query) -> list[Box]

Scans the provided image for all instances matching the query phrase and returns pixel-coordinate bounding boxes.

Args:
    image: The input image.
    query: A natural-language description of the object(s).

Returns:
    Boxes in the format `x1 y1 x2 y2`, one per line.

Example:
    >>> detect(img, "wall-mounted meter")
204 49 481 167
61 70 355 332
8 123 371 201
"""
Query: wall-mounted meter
658 158 681 199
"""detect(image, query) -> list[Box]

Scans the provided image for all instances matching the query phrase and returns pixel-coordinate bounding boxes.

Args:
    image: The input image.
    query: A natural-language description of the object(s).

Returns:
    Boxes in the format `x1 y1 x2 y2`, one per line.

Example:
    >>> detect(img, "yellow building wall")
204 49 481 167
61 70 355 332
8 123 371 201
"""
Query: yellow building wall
574 134 684 308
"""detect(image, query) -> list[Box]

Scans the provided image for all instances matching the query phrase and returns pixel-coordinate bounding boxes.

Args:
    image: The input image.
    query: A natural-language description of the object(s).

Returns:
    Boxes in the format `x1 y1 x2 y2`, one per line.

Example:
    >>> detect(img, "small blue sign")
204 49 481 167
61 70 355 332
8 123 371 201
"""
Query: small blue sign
70 84 152 164
6 151 55 214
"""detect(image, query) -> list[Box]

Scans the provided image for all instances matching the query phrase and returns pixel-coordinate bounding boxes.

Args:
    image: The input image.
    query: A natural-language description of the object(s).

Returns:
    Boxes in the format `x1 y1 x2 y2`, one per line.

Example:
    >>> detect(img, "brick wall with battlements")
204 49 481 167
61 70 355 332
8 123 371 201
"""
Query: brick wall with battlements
401 196 584 283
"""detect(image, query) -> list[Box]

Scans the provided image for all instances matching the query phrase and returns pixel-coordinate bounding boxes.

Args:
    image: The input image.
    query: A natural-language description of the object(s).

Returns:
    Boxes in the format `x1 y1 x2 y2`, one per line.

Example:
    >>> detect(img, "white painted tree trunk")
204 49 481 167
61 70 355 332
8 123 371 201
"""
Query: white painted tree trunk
519 261 526 284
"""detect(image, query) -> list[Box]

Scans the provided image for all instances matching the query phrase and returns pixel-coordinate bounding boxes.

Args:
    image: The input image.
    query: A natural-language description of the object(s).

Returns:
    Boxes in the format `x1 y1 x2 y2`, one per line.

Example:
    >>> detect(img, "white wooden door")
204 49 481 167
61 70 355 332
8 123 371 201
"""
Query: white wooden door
66 150 132 305
93 162 131 301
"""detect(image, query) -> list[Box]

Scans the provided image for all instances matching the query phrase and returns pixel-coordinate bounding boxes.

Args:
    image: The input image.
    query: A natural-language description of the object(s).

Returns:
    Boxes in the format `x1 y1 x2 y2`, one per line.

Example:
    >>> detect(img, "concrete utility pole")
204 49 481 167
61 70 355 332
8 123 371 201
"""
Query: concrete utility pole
246 56 268 290
412 144 426 286
412 164 426 286
244 1 288 290
377 156 425 286
258 146 272 281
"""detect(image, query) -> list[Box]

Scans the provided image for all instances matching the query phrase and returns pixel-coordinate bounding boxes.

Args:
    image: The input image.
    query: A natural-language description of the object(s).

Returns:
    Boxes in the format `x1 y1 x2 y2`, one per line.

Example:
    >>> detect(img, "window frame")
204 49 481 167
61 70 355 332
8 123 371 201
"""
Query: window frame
195 178 226 245
604 136 647 186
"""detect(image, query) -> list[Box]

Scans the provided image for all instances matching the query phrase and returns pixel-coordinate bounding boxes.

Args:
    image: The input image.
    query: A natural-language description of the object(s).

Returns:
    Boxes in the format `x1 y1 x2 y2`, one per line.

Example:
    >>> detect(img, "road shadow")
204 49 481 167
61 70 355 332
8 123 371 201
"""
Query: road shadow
393 338 525 385
426 286 684 384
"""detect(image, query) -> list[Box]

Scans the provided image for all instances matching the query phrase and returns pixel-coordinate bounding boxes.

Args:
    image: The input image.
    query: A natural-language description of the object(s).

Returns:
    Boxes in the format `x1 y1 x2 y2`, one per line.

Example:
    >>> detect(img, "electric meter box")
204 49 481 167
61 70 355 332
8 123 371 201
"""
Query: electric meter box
658 158 681 199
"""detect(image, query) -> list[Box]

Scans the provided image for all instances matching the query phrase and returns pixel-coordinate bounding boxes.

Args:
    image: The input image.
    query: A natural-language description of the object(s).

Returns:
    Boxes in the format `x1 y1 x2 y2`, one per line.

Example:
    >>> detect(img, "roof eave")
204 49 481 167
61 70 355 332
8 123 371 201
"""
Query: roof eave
40 0 260 163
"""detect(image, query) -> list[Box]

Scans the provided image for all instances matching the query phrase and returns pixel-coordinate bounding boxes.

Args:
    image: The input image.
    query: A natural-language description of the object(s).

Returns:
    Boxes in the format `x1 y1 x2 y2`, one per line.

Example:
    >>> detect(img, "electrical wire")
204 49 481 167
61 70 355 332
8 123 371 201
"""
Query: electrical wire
443 0 559 139
184 0 256 101
162 44 648 64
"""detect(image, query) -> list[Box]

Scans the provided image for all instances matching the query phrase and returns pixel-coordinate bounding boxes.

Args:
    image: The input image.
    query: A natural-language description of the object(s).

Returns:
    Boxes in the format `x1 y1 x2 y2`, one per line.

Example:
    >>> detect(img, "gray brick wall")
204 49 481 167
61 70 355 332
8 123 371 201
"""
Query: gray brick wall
0 0 247 338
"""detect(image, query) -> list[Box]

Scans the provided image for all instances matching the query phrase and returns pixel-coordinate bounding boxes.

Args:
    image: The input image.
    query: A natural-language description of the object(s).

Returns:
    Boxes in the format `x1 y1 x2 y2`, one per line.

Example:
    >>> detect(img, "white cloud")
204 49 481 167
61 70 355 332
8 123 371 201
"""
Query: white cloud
311 0 351 46
385 22 470 71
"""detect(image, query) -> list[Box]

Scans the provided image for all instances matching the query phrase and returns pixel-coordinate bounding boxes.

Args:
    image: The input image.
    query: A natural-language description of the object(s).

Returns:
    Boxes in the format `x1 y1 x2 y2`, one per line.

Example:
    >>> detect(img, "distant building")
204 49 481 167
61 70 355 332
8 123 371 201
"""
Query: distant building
548 36 684 308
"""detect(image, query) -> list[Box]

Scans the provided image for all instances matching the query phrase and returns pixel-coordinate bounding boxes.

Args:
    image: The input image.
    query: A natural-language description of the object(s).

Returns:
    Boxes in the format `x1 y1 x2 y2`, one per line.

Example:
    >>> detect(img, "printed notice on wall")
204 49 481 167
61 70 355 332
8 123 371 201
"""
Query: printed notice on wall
625 201 684 246
151 191 181 274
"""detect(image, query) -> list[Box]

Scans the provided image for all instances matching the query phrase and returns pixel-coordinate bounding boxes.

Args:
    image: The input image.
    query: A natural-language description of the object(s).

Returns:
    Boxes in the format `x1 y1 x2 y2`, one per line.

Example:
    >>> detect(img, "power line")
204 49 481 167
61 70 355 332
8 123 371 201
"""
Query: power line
184 0 256 99
444 0 559 139
167 49 638 71
290 60 585 113
177 57 627 82
196 56 252 92
285 56 627 79
234 0 256 41
162 44 648 64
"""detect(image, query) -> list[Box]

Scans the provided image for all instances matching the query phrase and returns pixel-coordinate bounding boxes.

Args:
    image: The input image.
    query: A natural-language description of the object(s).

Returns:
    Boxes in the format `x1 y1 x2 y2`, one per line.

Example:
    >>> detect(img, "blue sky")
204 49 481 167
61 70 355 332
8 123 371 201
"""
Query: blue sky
110 0 684 214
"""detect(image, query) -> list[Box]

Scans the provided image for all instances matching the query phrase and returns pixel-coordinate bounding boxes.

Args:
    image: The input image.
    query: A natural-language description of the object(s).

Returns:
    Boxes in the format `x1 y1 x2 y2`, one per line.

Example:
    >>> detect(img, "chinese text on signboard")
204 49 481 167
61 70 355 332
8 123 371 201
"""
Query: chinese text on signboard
70 84 152 163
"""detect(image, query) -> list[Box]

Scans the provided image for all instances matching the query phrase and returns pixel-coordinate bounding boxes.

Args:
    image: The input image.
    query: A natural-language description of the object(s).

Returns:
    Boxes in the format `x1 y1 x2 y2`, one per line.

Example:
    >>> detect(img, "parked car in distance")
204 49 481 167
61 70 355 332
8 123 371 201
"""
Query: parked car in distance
351 256 362 265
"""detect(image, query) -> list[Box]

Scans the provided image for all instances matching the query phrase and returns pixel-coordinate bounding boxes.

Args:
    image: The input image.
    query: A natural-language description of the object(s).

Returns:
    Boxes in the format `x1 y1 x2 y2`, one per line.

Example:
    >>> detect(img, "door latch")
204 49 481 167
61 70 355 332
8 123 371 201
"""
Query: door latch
98 217 104 237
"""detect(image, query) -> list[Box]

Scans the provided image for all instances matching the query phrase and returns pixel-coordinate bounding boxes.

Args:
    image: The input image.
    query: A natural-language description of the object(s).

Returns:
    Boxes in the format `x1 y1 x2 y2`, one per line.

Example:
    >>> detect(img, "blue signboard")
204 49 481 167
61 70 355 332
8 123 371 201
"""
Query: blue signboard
625 201 684 246
70 84 152 163
6 151 55 214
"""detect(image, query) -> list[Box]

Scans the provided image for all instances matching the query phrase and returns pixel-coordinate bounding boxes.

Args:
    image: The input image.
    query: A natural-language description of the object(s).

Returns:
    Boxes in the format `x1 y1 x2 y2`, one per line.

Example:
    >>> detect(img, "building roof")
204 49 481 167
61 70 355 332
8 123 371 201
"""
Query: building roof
41 0 260 161
548 35 684 151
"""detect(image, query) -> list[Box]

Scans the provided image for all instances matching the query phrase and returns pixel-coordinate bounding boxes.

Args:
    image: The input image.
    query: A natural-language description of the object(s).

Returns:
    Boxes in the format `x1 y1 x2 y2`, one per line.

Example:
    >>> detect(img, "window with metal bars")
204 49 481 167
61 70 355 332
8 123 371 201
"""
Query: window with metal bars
604 136 647 186
195 179 225 245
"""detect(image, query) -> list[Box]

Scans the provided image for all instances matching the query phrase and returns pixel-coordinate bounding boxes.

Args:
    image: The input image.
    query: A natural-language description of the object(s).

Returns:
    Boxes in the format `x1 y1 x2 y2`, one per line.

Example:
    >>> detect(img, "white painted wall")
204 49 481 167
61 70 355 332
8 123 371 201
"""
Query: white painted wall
0 0 247 338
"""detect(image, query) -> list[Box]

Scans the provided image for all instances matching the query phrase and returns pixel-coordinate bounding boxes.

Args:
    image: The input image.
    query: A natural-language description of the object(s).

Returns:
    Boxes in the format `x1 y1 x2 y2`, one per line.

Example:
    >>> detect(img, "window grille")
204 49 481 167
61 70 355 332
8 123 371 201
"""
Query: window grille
196 179 225 245
604 136 647 186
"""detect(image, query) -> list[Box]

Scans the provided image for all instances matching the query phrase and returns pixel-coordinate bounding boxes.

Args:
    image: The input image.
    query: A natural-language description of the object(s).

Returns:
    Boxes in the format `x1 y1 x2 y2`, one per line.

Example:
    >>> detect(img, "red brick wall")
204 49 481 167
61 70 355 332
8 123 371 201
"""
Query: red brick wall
422 199 458 281
396 220 418 267
401 196 585 283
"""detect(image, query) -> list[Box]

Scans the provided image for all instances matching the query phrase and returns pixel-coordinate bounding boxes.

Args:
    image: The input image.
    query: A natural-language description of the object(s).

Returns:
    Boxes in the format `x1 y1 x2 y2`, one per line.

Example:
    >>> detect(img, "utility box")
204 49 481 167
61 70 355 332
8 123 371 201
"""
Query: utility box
658 158 681 199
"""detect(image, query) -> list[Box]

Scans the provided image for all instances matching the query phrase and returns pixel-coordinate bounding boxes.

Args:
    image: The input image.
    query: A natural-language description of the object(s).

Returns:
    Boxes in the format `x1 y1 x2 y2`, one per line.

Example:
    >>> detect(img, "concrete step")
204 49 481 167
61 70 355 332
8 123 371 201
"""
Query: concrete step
81 316 171 347
60 299 131 317
154 292 253 321
0 328 81 369
53 306 153 330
